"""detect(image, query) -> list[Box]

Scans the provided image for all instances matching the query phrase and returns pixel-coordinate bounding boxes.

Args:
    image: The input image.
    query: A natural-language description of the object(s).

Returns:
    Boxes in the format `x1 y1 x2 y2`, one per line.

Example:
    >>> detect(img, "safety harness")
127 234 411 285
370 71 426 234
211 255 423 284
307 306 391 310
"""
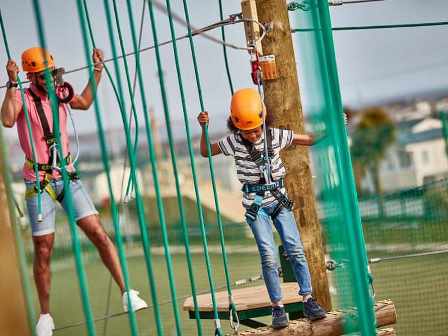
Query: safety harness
241 128 294 221
25 88 78 202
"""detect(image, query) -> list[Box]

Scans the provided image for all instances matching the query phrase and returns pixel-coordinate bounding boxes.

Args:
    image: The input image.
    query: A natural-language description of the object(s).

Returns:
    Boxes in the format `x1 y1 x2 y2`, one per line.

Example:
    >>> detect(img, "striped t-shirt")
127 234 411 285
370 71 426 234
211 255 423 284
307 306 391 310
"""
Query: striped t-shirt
218 128 294 208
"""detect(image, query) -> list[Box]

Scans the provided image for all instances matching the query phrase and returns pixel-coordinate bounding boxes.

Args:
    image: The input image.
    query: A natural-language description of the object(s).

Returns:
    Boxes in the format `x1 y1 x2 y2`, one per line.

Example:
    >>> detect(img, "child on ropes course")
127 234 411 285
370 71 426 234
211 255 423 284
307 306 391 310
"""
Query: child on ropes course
1 47 147 336
197 88 326 329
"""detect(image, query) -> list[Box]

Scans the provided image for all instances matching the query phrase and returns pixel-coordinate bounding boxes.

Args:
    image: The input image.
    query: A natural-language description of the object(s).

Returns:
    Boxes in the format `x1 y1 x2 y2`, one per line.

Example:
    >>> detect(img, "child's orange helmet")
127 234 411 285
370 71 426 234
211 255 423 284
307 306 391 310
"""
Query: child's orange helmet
230 88 265 131
21 47 55 73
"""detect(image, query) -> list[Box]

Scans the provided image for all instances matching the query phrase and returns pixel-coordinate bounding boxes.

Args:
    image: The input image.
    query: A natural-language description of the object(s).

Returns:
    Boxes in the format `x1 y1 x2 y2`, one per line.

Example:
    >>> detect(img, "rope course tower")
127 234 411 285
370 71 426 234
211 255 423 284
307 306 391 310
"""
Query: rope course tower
4 0 448 334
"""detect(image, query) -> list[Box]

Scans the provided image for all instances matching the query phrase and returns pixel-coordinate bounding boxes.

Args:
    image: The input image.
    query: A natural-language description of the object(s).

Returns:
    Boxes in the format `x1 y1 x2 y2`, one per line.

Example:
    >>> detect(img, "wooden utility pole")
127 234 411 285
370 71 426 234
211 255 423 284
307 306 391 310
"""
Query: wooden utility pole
0 139 31 335
247 0 331 309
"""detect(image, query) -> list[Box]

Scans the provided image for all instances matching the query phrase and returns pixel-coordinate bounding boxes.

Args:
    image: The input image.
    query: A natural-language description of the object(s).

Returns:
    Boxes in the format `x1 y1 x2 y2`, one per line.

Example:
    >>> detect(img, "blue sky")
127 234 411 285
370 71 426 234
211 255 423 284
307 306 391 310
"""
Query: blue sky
1 0 448 139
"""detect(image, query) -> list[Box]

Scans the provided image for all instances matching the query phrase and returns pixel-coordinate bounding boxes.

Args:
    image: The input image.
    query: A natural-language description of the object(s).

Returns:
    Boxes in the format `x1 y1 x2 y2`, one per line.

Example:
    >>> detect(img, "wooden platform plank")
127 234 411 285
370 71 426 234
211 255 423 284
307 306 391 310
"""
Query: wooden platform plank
183 283 302 312
236 300 396 335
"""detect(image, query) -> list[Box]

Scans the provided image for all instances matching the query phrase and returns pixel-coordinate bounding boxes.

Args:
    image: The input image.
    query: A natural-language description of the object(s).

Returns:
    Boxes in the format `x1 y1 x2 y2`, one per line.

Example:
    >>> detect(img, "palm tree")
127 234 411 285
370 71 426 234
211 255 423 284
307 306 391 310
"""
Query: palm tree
350 107 396 202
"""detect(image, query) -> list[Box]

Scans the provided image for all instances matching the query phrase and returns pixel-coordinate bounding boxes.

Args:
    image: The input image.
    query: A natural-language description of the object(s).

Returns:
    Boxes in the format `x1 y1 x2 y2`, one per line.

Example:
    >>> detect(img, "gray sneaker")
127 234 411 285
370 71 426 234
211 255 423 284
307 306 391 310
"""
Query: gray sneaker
303 297 326 321
272 306 289 329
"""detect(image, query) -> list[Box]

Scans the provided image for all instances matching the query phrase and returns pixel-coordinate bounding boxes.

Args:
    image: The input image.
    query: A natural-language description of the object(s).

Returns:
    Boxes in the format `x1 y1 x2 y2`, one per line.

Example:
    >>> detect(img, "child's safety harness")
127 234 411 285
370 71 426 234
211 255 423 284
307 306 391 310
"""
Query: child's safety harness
25 88 78 202
241 128 293 222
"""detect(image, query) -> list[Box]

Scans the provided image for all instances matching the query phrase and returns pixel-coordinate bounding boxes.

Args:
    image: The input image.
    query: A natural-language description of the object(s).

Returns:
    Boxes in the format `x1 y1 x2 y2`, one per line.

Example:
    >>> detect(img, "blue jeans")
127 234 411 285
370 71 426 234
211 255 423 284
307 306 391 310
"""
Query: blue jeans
246 202 312 303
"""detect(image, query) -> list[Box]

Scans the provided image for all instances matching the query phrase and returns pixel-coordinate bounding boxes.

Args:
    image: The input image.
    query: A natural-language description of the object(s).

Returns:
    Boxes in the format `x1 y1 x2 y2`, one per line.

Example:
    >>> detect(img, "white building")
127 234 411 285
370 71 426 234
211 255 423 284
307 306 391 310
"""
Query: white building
361 117 448 193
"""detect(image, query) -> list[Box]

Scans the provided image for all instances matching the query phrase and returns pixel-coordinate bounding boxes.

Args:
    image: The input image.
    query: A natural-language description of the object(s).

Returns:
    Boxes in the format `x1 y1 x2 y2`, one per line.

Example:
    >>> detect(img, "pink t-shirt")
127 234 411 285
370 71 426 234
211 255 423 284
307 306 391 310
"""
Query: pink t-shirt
16 85 72 181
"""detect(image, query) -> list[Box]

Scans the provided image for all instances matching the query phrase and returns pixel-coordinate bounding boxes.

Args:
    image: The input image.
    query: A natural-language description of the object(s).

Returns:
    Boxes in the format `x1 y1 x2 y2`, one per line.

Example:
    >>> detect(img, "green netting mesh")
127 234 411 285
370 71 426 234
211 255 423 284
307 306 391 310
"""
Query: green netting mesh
293 1 375 334
294 2 448 336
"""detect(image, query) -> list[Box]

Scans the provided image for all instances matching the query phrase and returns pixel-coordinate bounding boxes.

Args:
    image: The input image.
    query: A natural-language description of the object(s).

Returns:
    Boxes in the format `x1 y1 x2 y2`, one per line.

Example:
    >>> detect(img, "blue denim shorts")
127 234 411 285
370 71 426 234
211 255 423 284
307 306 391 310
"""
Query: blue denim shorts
25 179 99 236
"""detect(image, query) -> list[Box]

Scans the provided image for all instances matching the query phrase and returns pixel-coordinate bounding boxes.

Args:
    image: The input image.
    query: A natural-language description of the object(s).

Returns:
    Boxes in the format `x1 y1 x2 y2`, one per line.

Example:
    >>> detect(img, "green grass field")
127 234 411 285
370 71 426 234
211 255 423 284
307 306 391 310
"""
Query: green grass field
371 254 448 336
45 249 264 336
20 203 448 335
28 243 447 336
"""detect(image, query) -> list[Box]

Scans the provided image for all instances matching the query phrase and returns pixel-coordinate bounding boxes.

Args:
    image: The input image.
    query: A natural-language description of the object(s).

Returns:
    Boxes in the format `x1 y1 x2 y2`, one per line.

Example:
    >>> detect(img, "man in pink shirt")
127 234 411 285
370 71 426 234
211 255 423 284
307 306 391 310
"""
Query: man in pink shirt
1 47 147 336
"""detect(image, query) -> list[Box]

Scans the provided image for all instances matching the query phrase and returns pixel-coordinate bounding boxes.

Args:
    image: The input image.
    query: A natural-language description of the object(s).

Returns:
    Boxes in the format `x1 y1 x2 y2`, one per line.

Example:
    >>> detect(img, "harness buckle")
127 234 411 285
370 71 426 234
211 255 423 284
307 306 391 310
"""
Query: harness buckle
45 136 56 146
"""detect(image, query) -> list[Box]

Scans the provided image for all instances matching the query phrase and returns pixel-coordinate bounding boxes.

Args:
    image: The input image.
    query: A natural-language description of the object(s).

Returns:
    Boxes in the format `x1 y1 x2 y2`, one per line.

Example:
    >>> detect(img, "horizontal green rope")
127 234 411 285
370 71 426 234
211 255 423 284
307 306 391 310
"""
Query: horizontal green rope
292 20 448 32
0 13 259 91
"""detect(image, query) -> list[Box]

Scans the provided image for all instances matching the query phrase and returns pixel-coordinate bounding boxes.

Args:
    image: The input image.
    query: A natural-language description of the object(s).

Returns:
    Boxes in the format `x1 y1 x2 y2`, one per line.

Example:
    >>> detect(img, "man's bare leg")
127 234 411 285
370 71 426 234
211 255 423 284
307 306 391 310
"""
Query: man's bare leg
77 214 125 292
33 233 55 314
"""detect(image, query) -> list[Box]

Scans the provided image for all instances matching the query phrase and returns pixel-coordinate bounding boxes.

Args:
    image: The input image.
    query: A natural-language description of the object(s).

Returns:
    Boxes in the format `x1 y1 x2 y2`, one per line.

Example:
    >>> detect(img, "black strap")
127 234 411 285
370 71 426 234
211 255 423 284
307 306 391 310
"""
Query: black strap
33 176 51 194
56 172 80 203
27 154 72 174
28 89 55 145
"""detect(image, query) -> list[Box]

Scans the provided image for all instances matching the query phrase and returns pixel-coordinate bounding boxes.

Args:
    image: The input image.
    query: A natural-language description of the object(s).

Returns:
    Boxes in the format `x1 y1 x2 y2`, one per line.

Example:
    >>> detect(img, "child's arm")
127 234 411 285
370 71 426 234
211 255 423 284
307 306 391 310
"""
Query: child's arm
292 133 315 146
197 111 222 157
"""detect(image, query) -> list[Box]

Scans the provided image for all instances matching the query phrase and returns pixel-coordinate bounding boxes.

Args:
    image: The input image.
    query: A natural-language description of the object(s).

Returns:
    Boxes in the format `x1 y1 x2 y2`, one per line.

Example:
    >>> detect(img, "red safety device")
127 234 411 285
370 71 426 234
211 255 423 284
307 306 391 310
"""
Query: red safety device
55 82 74 104
53 68 75 103
250 51 262 85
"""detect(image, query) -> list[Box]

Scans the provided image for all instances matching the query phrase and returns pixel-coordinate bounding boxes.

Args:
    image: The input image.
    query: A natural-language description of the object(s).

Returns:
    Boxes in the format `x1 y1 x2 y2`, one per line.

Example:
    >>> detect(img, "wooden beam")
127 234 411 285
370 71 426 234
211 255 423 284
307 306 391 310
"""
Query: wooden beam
183 282 301 312
0 135 31 335
376 328 396 336
255 0 331 310
237 300 396 335
241 0 263 54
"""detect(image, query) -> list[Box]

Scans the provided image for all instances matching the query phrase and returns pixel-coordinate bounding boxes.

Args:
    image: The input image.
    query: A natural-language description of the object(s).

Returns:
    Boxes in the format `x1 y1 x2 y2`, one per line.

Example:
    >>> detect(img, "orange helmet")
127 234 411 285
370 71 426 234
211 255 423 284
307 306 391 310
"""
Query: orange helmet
230 88 265 130
21 47 55 73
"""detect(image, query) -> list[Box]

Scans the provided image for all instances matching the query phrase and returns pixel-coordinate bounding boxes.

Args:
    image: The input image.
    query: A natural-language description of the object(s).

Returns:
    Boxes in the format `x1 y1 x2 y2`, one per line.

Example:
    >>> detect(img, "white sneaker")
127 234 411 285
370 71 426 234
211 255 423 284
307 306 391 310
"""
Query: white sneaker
36 314 55 336
122 289 148 312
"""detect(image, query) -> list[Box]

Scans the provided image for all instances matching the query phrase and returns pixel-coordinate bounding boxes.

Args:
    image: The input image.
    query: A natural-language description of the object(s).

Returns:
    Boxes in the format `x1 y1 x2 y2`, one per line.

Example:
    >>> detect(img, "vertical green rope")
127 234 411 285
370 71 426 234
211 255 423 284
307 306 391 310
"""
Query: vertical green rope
81 0 126 131
101 0 164 334
144 1 207 334
0 127 36 336
217 0 235 95
81 2 148 335
164 0 226 333
31 1 96 335
124 0 185 333
82 0 142 209
75 1 140 335
0 7 43 230
0 13 37 328
110 0 143 199
181 0 237 328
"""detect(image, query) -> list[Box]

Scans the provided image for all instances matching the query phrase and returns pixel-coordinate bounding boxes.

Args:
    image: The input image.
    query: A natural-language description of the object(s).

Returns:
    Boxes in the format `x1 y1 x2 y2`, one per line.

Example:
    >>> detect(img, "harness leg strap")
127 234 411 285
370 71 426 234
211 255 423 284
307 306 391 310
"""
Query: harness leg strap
245 193 264 222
